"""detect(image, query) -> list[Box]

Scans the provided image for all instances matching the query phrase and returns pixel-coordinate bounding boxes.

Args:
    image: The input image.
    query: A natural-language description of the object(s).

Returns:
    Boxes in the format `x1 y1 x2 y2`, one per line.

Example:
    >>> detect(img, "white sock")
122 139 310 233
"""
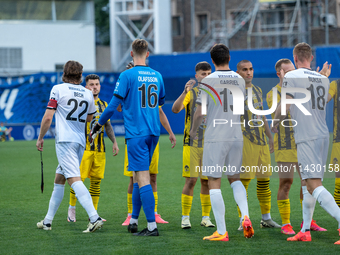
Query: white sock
262 213 271 221
44 183 65 224
209 189 226 235
231 181 249 220
202 216 209 220
182 215 189 220
71 181 98 222
147 222 157 231
130 218 138 225
69 205 76 209
312 186 340 228
302 186 315 232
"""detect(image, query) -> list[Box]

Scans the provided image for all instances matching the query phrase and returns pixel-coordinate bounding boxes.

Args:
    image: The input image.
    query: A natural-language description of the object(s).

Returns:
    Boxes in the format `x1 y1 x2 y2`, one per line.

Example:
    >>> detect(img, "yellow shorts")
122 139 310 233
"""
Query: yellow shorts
240 136 272 179
79 150 106 179
274 149 298 163
182 145 208 179
330 142 340 166
124 142 159 177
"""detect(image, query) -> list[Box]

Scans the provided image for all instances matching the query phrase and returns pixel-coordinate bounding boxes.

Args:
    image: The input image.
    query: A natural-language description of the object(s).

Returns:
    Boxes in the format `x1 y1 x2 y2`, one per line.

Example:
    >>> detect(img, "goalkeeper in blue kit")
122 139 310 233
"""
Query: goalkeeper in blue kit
90 39 165 236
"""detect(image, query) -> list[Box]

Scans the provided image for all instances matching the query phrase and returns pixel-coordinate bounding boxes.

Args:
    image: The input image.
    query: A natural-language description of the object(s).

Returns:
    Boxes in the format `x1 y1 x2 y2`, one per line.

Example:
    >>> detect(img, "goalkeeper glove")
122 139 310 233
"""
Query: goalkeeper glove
89 123 101 145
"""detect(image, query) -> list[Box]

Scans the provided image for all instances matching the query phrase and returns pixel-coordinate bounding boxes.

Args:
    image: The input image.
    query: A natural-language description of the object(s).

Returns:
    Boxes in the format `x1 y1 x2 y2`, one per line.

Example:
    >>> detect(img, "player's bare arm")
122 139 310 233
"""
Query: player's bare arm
189 104 204 139
272 95 292 132
36 109 55 151
172 80 196 113
104 121 119 156
264 116 274 153
159 107 176 148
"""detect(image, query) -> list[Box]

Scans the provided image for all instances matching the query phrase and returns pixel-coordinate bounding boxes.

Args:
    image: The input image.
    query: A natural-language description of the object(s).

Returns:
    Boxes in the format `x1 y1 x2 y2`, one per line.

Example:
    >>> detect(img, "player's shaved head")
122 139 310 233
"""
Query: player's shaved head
275 59 293 72
132 39 148 57
210 44 230 66
62 60 83 84
237 60 251 71
195 61 211 72
293 42 312 62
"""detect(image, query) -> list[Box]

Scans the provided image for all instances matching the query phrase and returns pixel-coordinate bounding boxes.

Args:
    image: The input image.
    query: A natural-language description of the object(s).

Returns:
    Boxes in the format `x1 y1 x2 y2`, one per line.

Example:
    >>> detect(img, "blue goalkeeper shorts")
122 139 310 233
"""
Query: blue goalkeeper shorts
126 135 159 172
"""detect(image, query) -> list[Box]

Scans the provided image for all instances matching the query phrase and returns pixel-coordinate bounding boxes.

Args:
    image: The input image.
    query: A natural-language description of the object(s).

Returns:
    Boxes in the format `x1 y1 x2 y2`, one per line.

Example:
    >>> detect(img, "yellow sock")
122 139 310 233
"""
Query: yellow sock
69 188 77 207
257 178 271 215
127 193 133 214
200 193 211 217
154 192 158 213
334 178 340 207
300 199 303 209
277 199 290 225
237 179 251 218
89 178 101 210
182 194 193 216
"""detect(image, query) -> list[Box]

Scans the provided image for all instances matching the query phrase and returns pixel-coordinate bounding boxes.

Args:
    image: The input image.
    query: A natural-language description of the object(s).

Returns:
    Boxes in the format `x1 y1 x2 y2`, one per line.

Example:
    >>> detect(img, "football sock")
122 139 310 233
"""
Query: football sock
140 184 156 223
71 181 98 222
44 183 65 224
237 179 251 218
69 188 77 207
277 199 290 225
231 181 249 220
257 178 271 218
300 199 303 210
334 178 340 207
148 222 157 231
154 192 158 213
312 186 340 228
182 194 193 216
200 193 211 217
209 189 226 235
127 193 133 215
301 186 315 232
132 183 142 220
90 178 101 211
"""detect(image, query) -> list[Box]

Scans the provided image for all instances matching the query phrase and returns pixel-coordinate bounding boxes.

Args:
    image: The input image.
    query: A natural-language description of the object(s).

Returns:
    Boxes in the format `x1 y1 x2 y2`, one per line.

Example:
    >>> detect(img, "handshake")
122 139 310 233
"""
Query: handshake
88 123 102 146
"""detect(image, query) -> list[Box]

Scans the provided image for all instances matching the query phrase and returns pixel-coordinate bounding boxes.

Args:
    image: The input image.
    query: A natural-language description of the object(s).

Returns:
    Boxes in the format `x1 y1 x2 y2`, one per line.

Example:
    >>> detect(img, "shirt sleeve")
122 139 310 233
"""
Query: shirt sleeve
282 74 295 98
183 91 191 108
113 72 129 99
329 80 337 99
47 86 59 110
266 90 273 108
158 75 166 106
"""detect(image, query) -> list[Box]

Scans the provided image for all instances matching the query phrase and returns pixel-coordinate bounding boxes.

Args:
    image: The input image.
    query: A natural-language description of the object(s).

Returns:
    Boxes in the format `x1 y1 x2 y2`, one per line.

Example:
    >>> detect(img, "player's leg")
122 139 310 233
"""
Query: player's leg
181 145 197 228
38 172 67 230
68 150 92 222
149 143 168 223
257 144 280 228
122 143 134 225
277 161 295 235
128 136 159 236
199 177 214 227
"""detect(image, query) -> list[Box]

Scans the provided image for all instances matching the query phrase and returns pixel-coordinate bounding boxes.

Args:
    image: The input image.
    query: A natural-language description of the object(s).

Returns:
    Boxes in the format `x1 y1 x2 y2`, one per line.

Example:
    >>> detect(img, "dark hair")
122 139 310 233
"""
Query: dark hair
132 39 148 56
210 44 230 66
275 59 292 72
85 74 100 83
62 60 83 84
236 60 251 71
195 61 212 72
293 42 312 62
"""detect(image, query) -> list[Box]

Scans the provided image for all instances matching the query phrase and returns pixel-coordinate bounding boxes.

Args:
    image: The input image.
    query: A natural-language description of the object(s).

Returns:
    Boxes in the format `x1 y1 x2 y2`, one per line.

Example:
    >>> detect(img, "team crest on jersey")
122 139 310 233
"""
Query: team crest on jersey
184 165 189 172
333 158 338 165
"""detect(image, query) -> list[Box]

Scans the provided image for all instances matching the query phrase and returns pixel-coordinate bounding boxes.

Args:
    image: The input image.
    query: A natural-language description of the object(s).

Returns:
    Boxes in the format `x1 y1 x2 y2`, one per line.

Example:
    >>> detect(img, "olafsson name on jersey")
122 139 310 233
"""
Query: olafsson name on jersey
138 76 159 83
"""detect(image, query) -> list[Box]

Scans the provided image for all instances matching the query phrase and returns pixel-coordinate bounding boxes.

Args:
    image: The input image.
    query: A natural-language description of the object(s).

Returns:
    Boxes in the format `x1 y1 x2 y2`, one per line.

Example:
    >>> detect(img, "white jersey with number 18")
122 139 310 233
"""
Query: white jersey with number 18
47 83 96 148
282 68 329 144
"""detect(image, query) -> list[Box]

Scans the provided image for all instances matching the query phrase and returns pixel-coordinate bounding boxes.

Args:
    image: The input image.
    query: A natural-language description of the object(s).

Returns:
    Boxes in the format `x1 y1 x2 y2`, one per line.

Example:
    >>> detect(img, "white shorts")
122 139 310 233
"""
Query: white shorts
297 137 329 180
202 141 242 178
55 142 85 179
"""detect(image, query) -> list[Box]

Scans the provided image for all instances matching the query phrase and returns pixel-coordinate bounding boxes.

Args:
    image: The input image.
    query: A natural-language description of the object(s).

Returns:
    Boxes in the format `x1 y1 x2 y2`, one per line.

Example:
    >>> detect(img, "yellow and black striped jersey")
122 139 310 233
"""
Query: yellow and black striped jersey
85 98 109 152
329 80 340 143
241 84 267 145
183 87 206 148
266 84 296 150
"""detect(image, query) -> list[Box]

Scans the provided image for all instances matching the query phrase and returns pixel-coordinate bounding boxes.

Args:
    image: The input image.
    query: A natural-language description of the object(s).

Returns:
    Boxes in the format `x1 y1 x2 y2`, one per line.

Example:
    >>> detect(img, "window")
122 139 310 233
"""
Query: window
55 1 89 21
197 14 208 35
172 16 182 36
0 48 22 69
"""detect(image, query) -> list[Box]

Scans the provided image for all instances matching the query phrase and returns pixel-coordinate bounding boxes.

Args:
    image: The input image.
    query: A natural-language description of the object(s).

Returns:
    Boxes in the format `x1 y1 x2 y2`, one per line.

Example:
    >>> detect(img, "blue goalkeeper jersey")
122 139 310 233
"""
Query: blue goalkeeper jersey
99 65 165 138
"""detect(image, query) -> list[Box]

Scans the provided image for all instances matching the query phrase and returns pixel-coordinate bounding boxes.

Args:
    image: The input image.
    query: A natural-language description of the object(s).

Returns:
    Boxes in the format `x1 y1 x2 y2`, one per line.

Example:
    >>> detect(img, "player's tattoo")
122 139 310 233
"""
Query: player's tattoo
104 122 116 143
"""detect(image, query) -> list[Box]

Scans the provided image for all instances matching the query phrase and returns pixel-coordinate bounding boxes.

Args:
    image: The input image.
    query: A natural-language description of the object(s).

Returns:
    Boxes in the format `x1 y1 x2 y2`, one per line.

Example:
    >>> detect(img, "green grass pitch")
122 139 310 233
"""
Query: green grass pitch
1 135 340 254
